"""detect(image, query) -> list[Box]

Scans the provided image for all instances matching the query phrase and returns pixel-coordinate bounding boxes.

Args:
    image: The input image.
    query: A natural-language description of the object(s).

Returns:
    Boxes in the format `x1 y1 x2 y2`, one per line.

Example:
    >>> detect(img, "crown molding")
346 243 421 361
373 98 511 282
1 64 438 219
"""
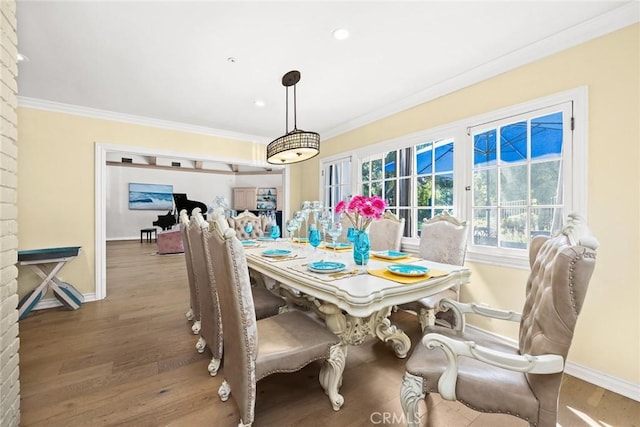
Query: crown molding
17 96 272 144
322 2 639 140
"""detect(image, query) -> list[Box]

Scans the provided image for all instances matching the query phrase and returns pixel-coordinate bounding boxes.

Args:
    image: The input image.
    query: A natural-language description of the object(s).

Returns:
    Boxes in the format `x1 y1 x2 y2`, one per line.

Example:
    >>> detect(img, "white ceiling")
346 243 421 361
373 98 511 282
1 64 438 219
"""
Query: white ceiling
16 1 638 144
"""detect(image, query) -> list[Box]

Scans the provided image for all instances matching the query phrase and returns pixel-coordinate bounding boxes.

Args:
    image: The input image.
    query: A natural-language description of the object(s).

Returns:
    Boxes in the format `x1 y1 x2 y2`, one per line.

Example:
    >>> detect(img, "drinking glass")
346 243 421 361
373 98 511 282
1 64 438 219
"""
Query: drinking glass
327 222 343 257
308 225 321 258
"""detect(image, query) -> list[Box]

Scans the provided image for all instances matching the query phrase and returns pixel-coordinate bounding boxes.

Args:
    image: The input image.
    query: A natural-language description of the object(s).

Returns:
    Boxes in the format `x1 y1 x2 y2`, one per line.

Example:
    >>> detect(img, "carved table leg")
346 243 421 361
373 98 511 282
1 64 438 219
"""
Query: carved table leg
374 313 412 358
318 303 411 358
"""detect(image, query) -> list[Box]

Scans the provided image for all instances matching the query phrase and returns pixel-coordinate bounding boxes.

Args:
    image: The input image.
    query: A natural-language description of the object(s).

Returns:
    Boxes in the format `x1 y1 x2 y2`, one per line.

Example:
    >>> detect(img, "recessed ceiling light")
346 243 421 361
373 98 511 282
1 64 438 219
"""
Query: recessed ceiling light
332 28 350 40
254 99 265 108
17 52 29 62
227 57 237 63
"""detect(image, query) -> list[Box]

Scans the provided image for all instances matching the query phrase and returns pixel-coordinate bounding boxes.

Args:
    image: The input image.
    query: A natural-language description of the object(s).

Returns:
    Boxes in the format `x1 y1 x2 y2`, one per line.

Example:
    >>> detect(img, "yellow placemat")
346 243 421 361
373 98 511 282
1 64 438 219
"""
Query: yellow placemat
369 254 422 264
367 267 449 284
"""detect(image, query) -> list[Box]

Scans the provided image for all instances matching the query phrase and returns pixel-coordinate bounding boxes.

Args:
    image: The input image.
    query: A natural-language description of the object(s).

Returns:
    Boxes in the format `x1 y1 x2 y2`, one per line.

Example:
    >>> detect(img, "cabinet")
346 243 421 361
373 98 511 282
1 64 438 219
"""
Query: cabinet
233 187 257 211
233 187 283 211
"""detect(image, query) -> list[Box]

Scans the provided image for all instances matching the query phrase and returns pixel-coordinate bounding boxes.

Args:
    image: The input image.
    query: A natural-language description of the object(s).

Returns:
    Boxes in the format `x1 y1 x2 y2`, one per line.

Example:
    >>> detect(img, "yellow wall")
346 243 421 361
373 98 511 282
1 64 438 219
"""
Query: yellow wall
17 109 261 299
294 24 640 384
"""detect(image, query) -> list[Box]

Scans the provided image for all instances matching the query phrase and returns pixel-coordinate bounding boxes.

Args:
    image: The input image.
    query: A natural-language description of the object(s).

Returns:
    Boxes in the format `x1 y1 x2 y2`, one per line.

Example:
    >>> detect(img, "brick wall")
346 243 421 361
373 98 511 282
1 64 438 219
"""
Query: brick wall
0 1 20 426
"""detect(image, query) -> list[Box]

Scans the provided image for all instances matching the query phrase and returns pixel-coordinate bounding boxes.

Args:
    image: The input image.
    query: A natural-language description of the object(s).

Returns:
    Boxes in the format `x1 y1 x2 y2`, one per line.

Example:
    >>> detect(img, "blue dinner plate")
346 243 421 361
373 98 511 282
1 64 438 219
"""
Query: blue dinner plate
241 240 257 246
386 264 430 277
307 261 346 274
257 237 274 241
261 249 292 257
372 250 409 260
325 242 353 249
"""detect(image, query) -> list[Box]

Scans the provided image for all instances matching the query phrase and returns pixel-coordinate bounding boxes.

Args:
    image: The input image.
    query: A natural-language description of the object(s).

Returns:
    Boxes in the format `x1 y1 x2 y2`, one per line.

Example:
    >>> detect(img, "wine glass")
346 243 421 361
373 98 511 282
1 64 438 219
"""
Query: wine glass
285 219 299 249
326 222 343 257
269 223 280 242
243 221 254 238
308 224 321 258
319 208 332 244
293 211 304 242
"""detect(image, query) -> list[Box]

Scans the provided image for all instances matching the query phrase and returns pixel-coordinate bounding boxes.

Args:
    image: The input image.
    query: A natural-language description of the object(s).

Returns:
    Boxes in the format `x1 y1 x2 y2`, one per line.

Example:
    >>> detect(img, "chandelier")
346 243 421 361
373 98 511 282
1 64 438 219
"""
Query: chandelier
266 70 320 165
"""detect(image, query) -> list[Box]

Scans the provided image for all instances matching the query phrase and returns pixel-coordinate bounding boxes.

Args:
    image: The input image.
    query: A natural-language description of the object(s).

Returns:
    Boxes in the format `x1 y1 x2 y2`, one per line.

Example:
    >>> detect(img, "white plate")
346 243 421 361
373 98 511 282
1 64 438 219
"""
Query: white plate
386 264 430 277
307 261 346 274
261 249 292 257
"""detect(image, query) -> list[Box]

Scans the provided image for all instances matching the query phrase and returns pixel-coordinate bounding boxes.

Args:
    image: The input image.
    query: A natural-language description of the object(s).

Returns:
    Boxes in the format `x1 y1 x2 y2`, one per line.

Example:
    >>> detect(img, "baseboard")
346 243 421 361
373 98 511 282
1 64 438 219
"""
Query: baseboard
466 325 640 402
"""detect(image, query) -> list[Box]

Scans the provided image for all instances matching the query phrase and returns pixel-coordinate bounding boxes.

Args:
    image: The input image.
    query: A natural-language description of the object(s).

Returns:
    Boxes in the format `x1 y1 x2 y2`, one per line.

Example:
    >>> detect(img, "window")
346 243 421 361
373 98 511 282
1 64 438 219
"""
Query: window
347 88 586 268
470 106 569 252
321 155 352 211
359 138 455 237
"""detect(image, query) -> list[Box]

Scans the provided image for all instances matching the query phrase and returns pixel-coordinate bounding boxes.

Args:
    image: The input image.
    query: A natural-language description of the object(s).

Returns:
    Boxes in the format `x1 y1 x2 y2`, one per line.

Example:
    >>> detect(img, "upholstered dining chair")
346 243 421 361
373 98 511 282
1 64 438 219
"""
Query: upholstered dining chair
179 209 201 335
400 212 468 330
400 213 598 427
227 210 267 240
188 209 286 377
206 218 347 427
368 210 405 251
186 208 223 376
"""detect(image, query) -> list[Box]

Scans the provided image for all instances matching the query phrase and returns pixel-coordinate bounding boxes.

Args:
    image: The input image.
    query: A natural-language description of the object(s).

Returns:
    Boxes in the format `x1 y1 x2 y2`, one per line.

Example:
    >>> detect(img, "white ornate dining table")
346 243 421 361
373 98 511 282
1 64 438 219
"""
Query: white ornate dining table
244 241 471 359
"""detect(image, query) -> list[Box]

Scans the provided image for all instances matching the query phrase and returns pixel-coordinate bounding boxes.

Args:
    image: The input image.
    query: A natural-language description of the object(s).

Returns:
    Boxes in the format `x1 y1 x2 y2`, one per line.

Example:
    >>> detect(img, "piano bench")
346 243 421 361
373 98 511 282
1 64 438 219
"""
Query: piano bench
140 228 157 243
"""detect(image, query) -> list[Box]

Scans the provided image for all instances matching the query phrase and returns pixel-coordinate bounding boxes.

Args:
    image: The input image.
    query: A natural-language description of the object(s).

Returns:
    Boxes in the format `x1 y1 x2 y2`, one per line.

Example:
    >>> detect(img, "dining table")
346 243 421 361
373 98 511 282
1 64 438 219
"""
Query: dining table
243 239 471 359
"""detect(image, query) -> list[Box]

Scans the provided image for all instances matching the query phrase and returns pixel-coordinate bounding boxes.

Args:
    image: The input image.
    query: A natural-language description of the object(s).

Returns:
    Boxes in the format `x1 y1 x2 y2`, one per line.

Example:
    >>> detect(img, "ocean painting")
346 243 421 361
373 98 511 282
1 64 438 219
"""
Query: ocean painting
129 183 173 210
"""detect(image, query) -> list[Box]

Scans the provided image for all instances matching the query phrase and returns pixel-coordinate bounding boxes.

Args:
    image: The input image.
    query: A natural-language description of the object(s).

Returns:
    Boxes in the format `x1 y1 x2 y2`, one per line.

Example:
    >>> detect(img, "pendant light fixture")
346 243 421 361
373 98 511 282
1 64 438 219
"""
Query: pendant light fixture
267 70 320 164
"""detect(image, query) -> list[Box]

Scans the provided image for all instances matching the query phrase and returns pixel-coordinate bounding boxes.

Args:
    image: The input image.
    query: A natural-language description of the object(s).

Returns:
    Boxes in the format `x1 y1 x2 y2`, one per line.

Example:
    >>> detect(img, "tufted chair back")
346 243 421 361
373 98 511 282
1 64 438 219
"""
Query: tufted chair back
206 219 259 424
368 211 405 251
179 209 200 323
518 223 597 425
227 210 266 239
419 211 468 265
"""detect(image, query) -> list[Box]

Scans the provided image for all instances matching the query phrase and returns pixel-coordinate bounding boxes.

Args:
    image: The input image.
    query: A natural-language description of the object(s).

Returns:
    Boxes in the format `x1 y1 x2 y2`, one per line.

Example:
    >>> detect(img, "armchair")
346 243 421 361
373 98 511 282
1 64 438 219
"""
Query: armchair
207 218 346 427
400 213 598 427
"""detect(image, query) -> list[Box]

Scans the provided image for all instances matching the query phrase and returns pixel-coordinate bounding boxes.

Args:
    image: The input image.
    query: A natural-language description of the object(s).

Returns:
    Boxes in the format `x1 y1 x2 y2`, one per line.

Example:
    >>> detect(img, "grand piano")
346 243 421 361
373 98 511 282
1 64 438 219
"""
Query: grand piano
152 193 207 230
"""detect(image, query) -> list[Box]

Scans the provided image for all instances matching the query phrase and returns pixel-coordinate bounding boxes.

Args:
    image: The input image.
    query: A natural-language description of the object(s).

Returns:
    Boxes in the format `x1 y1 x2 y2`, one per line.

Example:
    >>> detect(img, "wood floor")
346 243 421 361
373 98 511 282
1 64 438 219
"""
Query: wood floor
18 240 639 426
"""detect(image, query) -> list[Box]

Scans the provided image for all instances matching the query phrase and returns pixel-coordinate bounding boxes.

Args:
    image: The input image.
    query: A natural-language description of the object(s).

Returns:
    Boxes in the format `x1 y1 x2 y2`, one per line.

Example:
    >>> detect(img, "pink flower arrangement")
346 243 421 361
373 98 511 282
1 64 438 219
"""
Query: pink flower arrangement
335 195 387 230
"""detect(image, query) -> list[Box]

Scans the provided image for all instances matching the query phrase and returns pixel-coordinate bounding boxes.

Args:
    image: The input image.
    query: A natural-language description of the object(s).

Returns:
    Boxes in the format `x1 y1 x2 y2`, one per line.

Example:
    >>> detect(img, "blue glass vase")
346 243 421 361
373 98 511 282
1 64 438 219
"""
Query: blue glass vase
353 229 370 266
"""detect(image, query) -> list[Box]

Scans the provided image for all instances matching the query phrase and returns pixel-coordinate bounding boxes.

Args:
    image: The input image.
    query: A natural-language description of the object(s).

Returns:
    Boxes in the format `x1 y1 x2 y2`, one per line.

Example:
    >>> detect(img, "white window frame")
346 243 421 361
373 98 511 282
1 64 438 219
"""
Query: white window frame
463 88 587 269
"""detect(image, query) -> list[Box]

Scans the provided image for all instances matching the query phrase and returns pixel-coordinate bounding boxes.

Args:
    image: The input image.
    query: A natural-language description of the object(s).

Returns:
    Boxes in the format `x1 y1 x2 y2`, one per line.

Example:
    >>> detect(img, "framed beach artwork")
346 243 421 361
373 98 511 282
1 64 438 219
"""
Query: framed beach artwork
128 183 174 210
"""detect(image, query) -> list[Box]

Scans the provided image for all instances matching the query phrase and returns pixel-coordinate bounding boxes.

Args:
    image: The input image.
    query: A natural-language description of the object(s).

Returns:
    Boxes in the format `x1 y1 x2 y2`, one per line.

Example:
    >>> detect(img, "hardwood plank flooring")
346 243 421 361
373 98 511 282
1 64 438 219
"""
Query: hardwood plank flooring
18 240 639 426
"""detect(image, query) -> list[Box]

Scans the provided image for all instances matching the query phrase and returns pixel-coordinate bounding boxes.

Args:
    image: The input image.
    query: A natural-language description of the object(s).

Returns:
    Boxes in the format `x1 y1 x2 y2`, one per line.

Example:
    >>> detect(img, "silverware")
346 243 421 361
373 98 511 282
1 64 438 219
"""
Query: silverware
329 269 358 278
